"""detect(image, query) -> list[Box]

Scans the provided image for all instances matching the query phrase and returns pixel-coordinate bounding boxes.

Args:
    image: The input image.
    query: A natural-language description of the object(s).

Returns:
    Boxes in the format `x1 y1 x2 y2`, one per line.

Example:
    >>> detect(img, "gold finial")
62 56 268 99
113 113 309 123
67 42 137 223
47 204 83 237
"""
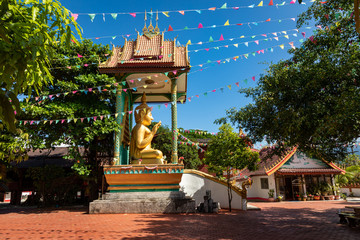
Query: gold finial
141 92 147 103
148 9 154 32
154 10 160 33
143 10 148 33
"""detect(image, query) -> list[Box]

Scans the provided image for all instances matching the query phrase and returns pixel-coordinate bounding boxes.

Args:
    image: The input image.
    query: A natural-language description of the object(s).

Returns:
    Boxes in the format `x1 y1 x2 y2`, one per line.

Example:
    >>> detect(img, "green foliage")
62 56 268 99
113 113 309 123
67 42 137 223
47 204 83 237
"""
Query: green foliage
205 124 260 211
342 154 360 167
0 0 82 132
218 0 360 161
205 124 260 174
18 40 115 176
0 123 29 163
151 123 202 169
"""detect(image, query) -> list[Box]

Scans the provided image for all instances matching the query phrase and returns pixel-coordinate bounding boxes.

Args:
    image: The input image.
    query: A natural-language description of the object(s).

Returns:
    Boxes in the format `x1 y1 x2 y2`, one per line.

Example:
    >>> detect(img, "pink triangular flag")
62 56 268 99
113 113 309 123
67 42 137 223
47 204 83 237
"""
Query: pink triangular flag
81 118 84 123
301 32 306 38
212 89 216 92
235 82 239 87
165 103 168 108
290 0 296 3
88 88 92 92
254 40 259 45
71 14 79 21
129 13 136 17
61 119 65 124
77 54 83 58
173 70 177 75
252 76 255 81
217 60 221 64
198 23 203 28
123 89 127 92
100 116 104 120
128 111 132 114
219 34 224 41
205 48 209 51
94 117 97 121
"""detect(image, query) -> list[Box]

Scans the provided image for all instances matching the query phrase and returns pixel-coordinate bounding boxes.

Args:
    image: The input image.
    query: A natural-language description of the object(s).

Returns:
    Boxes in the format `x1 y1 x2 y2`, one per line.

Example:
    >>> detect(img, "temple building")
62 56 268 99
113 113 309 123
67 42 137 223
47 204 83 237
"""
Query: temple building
237 147 345 201
98 11 190 166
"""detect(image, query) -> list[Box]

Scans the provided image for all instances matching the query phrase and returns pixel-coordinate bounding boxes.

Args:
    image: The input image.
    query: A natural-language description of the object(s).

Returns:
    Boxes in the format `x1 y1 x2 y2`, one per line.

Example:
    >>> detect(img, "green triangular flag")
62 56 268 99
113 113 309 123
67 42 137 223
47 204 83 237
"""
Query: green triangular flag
252 52 256 56
299 39 304 43
122 81 126 86
55 120 59 124
244 79 248 84
111 13 118 20
220 3 227 9
251 36 256 39
184 26 189 30
87 117 90 122
214 47 219 50
204 92 208 96
112 36 116 39
209 36 214 42
207 60 212 63
164 72 169 76
89 14 96 22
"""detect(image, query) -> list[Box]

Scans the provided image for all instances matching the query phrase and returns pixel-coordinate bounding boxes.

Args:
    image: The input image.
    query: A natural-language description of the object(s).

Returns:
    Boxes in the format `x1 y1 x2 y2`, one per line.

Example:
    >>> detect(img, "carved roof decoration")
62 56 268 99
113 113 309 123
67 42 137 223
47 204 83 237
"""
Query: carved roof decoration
99 10 190 72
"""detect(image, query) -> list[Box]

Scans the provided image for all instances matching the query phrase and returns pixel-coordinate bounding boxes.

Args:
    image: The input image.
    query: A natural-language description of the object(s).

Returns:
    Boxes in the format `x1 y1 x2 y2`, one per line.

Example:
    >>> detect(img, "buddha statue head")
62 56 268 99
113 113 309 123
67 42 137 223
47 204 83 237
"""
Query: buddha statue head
134 92 153 125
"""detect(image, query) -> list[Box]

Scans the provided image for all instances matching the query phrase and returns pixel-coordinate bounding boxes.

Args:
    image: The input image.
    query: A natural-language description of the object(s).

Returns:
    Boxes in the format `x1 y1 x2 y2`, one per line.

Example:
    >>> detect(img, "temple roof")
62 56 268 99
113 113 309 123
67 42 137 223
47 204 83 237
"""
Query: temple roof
99 33 189 72
238 147 345 178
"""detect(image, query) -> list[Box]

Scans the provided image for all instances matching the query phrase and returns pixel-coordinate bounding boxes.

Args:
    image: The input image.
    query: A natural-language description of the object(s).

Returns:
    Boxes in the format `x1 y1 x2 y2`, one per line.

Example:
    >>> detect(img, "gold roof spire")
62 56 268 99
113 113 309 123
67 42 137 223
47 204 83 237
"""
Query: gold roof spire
154 10 160 33
148 9 154 32
143 10 148 34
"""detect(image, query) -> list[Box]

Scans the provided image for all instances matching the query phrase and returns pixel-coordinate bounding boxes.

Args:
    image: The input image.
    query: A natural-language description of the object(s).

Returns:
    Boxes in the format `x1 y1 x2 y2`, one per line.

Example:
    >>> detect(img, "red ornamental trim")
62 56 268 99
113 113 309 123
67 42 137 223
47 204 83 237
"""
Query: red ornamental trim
266 146 297 176
328 162 346 174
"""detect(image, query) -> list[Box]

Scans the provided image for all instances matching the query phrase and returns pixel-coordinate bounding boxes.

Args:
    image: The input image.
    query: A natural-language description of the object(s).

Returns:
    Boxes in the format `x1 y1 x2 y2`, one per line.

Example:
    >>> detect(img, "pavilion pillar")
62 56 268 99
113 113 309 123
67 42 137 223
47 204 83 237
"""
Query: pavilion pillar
171 77 178 164
114 86 122 165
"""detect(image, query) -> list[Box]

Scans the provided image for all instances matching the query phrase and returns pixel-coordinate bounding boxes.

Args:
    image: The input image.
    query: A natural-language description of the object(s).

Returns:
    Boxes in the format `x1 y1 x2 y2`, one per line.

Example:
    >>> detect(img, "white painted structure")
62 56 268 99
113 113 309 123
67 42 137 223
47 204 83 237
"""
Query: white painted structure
180 170 246 210
340 187 360 197
242 175 276 200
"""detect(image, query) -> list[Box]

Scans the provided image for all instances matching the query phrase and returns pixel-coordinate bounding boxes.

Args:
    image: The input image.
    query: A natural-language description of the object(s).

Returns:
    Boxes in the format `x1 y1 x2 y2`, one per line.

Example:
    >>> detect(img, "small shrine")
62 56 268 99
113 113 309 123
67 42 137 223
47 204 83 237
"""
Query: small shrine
89 11 195 213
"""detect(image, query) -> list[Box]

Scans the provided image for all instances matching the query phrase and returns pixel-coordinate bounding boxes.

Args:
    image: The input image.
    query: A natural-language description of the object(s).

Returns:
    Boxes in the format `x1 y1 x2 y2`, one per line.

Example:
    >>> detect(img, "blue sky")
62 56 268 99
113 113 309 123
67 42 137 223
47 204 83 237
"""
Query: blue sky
60 0 314 142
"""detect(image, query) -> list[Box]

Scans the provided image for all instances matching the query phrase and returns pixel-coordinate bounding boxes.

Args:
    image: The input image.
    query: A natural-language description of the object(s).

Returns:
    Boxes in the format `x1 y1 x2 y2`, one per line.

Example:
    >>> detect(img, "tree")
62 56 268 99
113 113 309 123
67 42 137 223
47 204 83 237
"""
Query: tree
151 123 202 169
205 124 260 211
15 40 116 200
0 0 81 132
218 0 360 161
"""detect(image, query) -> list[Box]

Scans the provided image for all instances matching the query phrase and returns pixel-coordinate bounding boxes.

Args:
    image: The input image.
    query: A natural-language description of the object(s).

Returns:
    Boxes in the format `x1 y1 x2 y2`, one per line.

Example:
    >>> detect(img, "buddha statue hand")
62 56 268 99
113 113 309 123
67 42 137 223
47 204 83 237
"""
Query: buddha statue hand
152 121 161 135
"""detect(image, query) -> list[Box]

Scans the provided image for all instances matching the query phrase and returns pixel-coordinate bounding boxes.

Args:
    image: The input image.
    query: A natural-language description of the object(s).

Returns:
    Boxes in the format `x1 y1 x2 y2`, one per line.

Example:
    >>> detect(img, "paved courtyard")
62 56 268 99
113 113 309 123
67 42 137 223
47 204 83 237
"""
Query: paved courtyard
0 201 359 240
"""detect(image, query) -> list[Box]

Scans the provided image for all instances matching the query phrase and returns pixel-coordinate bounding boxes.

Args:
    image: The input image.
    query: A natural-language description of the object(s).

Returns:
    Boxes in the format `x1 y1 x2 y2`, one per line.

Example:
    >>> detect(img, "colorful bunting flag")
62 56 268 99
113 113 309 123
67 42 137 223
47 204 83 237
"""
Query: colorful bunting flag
129 13 136 18
111 13 117 20
224 20 230 26
258 1 263 7
89 14 96 22
168 25 173 31
220 3 227 9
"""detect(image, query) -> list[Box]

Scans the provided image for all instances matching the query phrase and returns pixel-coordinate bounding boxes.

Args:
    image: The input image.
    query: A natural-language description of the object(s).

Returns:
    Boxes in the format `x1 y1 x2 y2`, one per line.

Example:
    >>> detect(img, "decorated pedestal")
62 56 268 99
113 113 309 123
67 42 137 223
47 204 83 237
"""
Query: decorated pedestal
104 164 184 192
89 164 196 214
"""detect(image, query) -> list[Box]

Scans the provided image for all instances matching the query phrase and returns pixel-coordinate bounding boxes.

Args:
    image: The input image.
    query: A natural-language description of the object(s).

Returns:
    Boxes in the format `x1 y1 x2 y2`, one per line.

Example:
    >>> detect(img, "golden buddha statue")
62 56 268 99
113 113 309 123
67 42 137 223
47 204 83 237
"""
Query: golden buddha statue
129 93 165 164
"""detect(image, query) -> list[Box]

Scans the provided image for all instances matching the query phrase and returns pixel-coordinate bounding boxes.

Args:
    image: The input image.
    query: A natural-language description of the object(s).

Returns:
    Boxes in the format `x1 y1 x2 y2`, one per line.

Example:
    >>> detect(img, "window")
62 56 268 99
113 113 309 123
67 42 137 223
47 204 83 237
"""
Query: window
261 178 269 189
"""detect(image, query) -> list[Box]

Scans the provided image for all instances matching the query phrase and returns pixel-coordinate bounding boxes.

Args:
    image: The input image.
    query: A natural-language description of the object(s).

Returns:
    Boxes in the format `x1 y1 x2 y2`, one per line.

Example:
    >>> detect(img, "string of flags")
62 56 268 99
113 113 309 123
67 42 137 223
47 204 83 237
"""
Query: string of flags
50 26 313 64
70 1 320 22
82 16 298 41
189 31 303 53
178 141 208 147
179 129 217 136
175 131 207 153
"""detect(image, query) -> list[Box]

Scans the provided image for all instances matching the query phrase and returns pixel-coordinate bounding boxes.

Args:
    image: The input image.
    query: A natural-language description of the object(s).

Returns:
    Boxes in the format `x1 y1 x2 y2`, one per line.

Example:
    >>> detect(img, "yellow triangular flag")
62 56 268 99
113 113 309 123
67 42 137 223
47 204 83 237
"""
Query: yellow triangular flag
147 76 151 79
186 40 191 45
180 99 184 104
162 12 169 17
240 35 245 38
224 20 230 26
280 44 284 49
227 85 232 90
115 113 119 117
284 35 289 39
143 85 148 88
44 120 47 124
258 1 263 6
282 31 287 34
74 118 78 123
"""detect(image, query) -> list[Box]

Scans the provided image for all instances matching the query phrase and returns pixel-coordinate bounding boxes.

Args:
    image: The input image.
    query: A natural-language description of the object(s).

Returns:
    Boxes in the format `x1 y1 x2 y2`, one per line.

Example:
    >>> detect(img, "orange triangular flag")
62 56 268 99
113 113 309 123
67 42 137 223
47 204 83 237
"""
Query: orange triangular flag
269 0 274 5
168 25 173 31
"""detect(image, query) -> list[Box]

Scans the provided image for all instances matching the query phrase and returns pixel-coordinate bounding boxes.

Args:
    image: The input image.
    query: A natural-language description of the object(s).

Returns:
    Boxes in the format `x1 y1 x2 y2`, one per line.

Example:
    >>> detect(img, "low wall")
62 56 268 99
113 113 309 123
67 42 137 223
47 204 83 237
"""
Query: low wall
340 184 360 197
180 170 246 210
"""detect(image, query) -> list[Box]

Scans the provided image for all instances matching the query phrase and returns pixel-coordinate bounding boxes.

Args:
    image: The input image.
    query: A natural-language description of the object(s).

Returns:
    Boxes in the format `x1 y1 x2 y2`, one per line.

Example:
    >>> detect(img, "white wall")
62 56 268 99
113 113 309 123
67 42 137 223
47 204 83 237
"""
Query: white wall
340 187 360 197
180 172 244 210
245 175 276 199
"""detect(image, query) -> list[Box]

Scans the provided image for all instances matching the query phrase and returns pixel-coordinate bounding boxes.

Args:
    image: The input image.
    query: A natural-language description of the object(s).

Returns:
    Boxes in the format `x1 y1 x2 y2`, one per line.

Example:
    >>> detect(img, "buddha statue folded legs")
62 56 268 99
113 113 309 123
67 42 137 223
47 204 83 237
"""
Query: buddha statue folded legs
130 93 165 164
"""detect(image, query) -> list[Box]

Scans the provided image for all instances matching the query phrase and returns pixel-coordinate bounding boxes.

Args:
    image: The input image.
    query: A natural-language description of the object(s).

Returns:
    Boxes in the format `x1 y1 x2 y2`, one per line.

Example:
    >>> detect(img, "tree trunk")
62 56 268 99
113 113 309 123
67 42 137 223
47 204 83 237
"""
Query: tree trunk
227 169 232 212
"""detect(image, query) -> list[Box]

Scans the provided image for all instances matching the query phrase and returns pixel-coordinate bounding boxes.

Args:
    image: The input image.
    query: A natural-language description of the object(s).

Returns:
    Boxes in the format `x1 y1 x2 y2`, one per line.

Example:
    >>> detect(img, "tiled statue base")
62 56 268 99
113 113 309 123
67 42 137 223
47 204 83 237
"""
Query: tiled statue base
89 191 196 214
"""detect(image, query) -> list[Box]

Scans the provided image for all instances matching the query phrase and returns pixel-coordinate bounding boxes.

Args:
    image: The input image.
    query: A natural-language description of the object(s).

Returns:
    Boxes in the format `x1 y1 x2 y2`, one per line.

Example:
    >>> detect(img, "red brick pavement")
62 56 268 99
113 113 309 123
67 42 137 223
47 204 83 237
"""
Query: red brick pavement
0 201 359 240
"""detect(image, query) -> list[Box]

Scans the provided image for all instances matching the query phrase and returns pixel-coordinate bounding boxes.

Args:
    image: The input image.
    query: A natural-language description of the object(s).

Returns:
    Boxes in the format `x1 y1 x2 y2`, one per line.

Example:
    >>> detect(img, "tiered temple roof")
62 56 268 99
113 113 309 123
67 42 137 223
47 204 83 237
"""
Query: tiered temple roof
99 33 189 72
